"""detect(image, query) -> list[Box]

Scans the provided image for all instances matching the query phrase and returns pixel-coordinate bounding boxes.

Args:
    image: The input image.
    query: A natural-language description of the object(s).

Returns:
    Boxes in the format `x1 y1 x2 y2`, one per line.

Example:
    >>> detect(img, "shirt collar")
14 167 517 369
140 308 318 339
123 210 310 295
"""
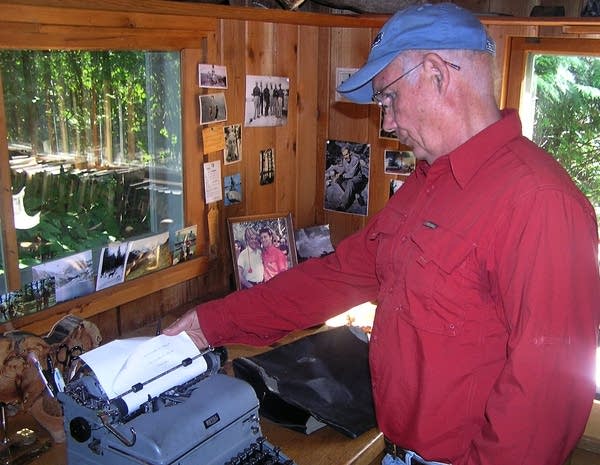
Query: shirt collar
413 110 523 187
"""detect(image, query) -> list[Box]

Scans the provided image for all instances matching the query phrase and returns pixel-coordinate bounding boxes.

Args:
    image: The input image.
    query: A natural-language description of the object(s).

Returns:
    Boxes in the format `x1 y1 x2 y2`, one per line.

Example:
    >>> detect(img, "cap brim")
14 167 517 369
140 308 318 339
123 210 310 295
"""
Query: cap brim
336 52 399 104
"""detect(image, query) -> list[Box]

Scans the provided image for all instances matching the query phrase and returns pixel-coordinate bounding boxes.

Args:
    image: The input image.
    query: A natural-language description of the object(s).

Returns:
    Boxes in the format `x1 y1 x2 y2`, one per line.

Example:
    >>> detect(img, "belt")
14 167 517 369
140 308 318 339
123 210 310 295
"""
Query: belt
383 438 428 465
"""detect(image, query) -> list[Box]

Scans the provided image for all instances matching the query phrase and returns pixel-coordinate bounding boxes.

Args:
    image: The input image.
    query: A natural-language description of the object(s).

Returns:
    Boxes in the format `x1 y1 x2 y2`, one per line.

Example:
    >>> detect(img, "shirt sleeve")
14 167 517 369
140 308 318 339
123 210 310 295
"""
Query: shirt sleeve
463 188 600 465
196 215 382 347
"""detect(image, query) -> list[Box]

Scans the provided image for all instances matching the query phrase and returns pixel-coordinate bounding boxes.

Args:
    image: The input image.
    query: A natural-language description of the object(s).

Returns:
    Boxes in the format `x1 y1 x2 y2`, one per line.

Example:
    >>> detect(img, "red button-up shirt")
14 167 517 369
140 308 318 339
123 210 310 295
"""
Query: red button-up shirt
198 110 600 465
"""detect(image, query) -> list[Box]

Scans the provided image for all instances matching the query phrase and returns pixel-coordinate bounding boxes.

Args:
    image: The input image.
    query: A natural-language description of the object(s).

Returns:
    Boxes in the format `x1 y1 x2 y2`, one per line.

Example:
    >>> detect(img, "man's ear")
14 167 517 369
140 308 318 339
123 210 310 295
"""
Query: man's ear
423 53 450 94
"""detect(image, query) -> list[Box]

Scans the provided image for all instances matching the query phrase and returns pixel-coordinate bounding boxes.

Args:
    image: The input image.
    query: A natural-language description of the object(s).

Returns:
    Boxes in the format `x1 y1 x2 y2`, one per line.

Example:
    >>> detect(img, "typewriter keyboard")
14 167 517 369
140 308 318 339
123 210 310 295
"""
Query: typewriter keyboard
224 436 296 465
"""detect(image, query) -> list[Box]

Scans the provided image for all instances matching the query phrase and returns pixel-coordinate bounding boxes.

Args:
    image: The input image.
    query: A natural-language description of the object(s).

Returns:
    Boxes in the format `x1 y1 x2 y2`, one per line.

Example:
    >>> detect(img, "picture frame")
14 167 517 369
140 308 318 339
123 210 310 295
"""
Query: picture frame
227 213 298 290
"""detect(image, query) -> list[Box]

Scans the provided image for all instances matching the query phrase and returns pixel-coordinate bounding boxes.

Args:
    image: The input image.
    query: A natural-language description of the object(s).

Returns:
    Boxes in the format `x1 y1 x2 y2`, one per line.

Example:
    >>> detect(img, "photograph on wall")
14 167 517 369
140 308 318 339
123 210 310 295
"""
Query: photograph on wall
227 213 298 290
172 225 197 265
199 93 227 125
32 250 95 303
335 67 359 102
124 232 171 281
259 148 275 185
199 63 227 89
384 149 415 175
245 75 289 127
96 242 129 291
389 179 404 198
379 108 398 140
294 224 335 262
224 173 242 206
224 123 242 164
0 277 56 322
324 139 370 216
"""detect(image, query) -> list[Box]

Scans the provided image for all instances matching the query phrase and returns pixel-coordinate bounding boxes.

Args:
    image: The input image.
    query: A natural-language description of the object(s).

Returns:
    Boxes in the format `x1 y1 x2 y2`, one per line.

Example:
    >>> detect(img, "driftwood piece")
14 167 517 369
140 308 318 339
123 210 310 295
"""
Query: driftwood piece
184 0 425 13
0 316 102 443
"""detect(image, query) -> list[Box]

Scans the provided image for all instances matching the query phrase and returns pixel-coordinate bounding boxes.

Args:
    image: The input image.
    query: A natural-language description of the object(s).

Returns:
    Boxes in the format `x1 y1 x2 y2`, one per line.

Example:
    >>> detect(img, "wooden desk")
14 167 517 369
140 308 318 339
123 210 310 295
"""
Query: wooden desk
8 329 384 465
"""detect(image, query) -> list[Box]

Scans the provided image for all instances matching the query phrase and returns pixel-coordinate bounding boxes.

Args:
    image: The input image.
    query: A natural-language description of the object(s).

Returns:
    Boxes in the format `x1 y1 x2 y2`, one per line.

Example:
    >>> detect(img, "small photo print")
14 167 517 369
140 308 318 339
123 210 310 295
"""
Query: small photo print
294 224 335 262
224 124 242 165
324 140 370 216
245 75 289 127
97 242 129 291
390 179 404 198
0 277 56 322
124 232 171 281
199 63 227 89
259 148 275 185
199 93 227 125
335 67 359 102
224 173 242 206
173 225 197 265
384 149 415 175
32 250 95 303
379 108 398 140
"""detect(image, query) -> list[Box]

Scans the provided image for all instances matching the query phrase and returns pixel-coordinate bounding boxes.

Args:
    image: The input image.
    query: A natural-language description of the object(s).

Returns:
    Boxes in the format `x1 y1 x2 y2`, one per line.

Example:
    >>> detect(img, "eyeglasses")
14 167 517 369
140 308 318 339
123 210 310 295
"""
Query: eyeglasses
371 60 461 108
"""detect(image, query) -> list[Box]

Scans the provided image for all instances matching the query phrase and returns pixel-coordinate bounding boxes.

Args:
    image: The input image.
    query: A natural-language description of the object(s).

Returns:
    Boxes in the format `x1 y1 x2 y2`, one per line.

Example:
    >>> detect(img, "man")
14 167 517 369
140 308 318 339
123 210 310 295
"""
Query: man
237 227 263 289
259 227 288 282
328 145 367 211
166 3 600 465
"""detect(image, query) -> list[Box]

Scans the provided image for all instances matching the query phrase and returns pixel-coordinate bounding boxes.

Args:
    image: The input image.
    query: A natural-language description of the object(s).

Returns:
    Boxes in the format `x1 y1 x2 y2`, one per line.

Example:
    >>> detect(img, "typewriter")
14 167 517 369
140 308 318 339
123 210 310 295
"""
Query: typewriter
58 340 297 465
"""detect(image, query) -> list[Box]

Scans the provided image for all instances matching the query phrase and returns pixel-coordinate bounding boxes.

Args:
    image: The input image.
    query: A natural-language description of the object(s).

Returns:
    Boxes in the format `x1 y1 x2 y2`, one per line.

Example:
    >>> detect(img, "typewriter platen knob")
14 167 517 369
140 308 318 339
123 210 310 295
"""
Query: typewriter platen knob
69 416 92 443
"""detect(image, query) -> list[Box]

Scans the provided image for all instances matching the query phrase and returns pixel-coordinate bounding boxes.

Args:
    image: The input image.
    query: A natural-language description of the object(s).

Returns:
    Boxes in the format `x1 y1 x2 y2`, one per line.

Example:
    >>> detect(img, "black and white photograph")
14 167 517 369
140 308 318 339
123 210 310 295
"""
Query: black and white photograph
32 250 95 303
324 139 370 216
224 123 242 164
172 225 197 265
228 213 297 290
294 224 335 262
259 148 275 185
335 67 359 102
96 242 128 291
224 173 242 206
199 93 227 125
245 75 289 127
198 63 227 89
124 232 171 281
384 149 415 175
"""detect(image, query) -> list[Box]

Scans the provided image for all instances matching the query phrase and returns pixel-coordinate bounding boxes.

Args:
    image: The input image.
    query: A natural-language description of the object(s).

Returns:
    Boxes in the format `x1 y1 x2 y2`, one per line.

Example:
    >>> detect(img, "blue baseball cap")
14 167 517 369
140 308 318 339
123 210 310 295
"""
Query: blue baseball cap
337 3 496 104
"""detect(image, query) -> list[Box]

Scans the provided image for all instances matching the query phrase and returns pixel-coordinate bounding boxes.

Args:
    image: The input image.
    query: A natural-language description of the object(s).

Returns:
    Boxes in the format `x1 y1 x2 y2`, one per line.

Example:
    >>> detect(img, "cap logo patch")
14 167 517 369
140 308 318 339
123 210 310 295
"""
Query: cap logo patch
372 32 383 49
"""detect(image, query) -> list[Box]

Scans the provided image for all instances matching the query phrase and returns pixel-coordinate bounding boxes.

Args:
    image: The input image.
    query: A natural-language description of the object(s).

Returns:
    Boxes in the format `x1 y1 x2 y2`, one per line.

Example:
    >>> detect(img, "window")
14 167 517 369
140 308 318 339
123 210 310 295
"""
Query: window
505 36 600 396
0 50 183 319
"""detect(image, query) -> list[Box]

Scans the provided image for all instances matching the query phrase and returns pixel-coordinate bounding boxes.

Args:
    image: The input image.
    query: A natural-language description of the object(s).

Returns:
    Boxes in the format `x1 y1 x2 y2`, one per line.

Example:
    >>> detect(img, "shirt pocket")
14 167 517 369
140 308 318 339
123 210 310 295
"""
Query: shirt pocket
402 223 481 336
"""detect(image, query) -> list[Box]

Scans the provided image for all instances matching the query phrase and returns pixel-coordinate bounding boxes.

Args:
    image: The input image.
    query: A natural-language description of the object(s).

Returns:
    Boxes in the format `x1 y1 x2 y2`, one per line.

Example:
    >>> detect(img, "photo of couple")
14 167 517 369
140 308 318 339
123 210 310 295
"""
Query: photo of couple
228 214 297 290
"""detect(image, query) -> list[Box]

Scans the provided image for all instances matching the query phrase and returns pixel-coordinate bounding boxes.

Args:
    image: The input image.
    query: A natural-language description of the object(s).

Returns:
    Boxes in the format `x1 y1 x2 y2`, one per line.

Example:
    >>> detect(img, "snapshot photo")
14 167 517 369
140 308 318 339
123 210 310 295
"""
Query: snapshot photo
124 232 171 281
294 224 335 262
224 124 242 165
0 277 56 322
32 250 95 303
199 93 227 125
384 149 415 175
224 173 242 206
172 225 197 265
335 67 359 102
245 75 289 127
389 179 404 198
324 139 370 216
96 242 129 291
199 63 228 89
259 148 275 185
228 213 297 290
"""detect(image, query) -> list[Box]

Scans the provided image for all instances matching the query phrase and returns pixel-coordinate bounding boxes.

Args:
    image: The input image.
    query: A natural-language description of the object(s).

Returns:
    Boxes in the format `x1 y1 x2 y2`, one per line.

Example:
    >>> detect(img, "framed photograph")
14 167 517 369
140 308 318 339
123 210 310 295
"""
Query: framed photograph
227 213 298 290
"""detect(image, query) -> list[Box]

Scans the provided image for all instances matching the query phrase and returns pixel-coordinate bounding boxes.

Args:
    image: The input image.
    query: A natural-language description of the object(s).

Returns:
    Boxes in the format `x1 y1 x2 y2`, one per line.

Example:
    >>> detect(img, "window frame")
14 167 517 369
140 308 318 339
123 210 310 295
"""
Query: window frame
0 3 216 332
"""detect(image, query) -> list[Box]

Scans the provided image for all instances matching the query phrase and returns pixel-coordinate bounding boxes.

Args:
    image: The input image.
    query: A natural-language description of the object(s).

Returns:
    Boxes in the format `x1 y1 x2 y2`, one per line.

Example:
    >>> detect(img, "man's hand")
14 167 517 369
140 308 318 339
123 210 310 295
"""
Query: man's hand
163 309 210 350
